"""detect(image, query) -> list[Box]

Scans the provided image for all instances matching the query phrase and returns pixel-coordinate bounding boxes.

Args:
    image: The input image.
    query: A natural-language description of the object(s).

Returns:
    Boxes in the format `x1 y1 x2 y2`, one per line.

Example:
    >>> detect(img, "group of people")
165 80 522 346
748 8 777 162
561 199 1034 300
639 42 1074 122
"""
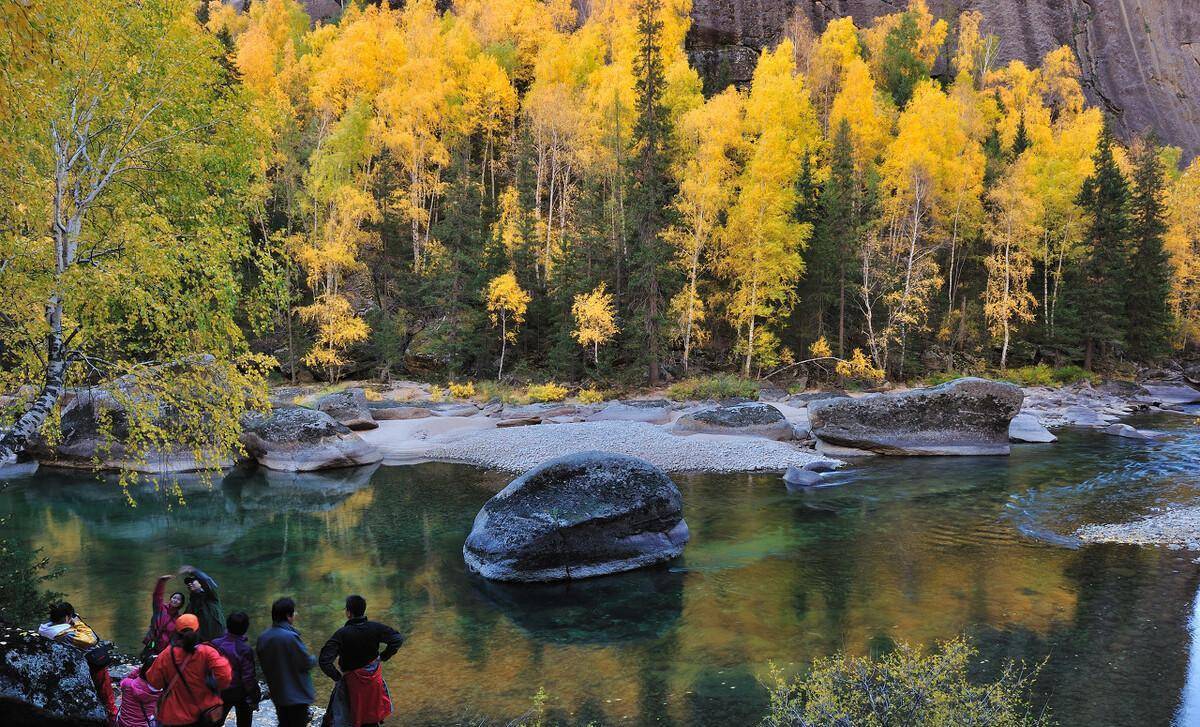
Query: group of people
38 566 405 727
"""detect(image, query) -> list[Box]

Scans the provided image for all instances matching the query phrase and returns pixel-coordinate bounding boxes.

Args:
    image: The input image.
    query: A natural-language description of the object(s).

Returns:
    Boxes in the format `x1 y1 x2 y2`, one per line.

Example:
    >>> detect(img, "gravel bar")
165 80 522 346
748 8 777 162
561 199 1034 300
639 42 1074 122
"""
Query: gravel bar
423 420 836 473
1076 506 1200 549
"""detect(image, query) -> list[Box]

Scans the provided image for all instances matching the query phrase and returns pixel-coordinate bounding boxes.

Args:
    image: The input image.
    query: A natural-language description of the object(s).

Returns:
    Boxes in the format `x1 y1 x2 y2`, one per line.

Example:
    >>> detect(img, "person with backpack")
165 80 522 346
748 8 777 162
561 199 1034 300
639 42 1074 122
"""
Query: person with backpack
145 613 232 727
39 601 118 725
257 597 318 727
179 565 224 643
318 595 404 727
116 655 161 727
210 611 261 727
144 574 185 656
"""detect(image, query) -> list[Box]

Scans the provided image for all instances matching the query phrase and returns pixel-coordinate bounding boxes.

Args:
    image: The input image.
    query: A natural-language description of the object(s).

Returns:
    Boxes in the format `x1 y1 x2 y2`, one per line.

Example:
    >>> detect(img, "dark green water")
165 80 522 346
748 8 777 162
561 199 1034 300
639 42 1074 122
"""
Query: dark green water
3 412 1200 726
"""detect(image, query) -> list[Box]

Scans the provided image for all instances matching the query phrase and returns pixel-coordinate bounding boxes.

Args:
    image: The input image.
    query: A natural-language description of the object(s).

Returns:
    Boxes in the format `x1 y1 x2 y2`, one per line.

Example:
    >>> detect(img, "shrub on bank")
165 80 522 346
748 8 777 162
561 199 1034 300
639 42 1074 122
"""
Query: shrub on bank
666 375 759 401
525 382 569 402
448 381 476 399
921 365 1099 388
577 387 605 404
761 637 1050 727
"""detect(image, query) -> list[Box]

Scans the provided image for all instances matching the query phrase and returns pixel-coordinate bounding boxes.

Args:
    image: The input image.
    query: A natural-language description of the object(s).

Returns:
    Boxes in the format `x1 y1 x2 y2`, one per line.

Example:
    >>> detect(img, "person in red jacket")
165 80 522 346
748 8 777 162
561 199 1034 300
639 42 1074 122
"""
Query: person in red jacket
145 614 232 727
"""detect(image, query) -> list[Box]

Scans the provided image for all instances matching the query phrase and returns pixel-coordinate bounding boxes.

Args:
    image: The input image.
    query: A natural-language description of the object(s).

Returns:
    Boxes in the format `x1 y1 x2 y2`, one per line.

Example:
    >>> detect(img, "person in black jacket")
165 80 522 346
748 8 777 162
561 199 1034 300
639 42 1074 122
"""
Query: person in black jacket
318 595 404 727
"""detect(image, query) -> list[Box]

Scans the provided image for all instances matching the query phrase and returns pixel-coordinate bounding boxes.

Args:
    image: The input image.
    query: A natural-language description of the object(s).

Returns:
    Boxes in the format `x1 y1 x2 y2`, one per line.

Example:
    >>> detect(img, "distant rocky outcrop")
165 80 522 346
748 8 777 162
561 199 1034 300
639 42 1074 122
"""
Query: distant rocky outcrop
809 377 1023 455
686 0 1200 159
0 625 107 727
463 452 689 582
674 401 793 440
316 388 378 430
240 407 382 472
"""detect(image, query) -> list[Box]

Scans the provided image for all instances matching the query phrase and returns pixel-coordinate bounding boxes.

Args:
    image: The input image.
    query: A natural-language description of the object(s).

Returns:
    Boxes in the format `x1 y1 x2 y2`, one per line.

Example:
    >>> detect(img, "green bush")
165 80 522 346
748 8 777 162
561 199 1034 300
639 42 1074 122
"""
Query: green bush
999 364 1097 387
761 637 1050 727
920 370 967 387
666 374 759 401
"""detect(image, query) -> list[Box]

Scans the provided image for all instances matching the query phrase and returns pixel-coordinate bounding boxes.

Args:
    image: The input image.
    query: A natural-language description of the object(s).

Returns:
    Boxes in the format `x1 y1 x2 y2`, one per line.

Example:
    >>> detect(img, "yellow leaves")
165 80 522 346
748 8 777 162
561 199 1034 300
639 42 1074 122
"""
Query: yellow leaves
571 282 619 360
297 293 370 378
668 287 708 348
448 381 477 399
486 271 531 339
829 57 893 165
808 336 833 359
577 387 605 404
1166 158 1200 347
835 348 885 382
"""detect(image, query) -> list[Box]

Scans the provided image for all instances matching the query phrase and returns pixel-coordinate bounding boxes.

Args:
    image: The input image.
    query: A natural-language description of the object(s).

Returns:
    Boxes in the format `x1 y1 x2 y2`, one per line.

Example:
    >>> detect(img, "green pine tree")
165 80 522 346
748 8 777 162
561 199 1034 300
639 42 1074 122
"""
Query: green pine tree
625 0 675 384
1125 136 1175 360
1072 120 1131 369
880 11 929 108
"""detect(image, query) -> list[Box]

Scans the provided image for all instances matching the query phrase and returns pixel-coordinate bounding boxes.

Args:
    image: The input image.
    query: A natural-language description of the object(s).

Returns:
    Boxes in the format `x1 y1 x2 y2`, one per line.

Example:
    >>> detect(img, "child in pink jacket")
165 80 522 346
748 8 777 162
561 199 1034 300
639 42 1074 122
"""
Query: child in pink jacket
116 657 161 727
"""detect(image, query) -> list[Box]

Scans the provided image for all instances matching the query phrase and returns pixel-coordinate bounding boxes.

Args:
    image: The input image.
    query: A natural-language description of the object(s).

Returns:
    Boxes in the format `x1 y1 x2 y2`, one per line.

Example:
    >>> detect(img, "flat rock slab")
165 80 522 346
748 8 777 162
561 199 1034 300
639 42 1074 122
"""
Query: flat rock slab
785 390 850 407
809 377 1022 456
463 451 689 582
368 401 434 420
674 402 793 440
1138 384 1200 406
240 407 382 472
1009 413 1057 443
316 388 378 430
1102 423 1166 440
587 401 674 425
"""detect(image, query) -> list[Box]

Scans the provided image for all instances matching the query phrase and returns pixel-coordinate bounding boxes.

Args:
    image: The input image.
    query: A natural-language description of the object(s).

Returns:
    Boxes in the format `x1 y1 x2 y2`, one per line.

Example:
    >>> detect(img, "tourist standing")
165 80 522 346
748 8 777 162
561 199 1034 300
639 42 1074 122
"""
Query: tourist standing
179 565 225 643
318 595 404 727
39 601 118 724
144 573 184 656
115 655 160 727
211 611 261 727
257 597 317 727
144 614 232 727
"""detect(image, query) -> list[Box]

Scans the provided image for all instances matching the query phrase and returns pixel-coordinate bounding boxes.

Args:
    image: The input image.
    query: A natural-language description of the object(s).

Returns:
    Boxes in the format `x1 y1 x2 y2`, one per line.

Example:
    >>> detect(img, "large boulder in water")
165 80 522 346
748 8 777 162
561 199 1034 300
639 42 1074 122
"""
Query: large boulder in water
674 401 792 440
240 406 382 472
316 388 378 430
463 451 689 582
0 625 107 726
809 377 1023 456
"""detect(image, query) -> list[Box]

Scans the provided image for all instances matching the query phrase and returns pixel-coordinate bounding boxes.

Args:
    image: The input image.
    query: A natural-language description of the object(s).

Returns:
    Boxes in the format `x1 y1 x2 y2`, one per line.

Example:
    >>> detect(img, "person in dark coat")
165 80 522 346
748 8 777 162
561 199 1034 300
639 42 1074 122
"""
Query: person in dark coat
318 595 404 727
257 597 317 727
179 565 225 643
211 611 261 727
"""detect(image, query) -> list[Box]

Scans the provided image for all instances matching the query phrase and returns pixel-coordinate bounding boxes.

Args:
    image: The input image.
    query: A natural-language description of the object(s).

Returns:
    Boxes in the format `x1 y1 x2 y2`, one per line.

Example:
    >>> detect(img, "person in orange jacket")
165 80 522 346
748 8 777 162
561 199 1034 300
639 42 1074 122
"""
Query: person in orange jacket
145 614 232 727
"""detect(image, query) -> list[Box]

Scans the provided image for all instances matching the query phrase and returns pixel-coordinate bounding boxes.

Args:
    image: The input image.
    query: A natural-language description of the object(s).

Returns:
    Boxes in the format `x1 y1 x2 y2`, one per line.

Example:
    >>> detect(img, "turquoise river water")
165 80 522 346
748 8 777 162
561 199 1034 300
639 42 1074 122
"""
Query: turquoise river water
3 411 1200 726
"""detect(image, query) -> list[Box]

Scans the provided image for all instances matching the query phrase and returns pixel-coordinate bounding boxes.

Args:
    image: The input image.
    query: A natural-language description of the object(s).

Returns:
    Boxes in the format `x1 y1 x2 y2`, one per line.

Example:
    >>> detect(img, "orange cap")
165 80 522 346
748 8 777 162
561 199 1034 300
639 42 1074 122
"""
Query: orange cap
176 614 199 632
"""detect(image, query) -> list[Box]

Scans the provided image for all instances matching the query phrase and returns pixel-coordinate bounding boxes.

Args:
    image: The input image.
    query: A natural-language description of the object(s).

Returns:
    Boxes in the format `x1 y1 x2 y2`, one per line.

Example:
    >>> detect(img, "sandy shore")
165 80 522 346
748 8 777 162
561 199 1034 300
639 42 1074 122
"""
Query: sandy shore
1076 506 1200 548
360 417 833 472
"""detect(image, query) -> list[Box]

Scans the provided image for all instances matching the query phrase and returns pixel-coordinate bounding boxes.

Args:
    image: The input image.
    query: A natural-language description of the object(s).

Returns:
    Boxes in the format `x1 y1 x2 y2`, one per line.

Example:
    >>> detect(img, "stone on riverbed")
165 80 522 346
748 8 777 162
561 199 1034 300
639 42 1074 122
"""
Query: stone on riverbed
809 377 1023 456
0 625 107 726
1009 413 1056 443
463 452 689 582
316 388 377 430
240 407 382 472
586 400 674 425
782 466 824 490
1102 423 1165 440
674 401 792 440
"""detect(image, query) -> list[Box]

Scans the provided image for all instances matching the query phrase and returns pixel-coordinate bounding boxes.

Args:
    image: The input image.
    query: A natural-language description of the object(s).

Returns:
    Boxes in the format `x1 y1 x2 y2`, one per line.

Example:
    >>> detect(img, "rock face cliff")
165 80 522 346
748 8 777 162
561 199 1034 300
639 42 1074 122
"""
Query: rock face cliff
687 0 1200 158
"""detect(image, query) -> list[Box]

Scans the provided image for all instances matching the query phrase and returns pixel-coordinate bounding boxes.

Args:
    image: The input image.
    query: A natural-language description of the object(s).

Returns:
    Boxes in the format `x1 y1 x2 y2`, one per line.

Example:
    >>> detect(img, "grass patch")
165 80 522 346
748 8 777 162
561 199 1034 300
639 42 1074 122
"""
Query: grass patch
666 374 759 401
998 364 1098 387
577 387 605 404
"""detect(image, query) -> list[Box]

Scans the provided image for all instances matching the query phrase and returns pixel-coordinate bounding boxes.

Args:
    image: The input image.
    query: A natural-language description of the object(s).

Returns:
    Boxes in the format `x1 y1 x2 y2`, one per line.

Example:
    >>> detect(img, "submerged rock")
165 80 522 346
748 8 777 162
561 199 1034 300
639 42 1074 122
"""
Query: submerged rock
809 377 1022 456
0 625 107 726
782 466 824 490
1009 413 1057 443
316 388 377 431
674 401 792 440
1102 423 1165 440
463 451 689 582
240 407 382 472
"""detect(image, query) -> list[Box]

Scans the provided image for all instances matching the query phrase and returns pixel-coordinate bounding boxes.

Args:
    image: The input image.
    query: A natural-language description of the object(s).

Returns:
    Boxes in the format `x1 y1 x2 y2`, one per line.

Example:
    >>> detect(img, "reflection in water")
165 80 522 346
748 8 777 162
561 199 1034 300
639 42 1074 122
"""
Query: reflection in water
1 418 1199 725
1180 584 1200 726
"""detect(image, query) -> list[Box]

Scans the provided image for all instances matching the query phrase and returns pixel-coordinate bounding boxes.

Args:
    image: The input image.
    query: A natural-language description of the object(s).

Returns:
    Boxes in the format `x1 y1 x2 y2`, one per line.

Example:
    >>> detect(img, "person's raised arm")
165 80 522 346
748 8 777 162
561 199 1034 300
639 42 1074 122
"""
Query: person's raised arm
318 632 343 682
190 567 221 603
152 574 170 610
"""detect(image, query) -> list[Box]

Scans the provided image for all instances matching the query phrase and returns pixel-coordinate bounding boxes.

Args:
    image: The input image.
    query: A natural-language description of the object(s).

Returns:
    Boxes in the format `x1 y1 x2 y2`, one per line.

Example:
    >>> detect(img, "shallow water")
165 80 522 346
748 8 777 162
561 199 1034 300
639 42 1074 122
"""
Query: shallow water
3 413 1200 726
